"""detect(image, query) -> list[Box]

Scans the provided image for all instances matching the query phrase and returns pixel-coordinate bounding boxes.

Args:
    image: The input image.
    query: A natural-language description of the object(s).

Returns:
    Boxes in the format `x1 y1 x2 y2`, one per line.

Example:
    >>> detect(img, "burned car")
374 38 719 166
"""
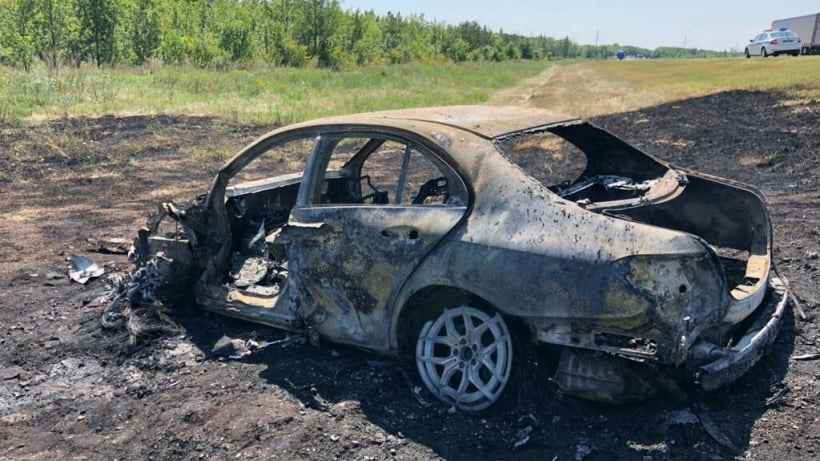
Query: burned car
134 106 788 411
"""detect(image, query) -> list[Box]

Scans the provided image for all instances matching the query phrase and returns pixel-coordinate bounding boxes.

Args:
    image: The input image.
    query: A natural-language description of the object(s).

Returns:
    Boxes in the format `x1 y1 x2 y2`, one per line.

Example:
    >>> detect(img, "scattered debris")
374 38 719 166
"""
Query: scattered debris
625 440 669 456
518 413 539 425
211 334 305 359
227 340 260 360
43 271 65 286
68 254 104 284
778 272 807 321
1 366 22 380
4 444 26 453
575 441 593 460
87 236 131 254
513 425 533 449
100 257 180 345
806 250 819 260
766 383 791 407
663 408 699 426
211 336 250 358
790 290 808 321
211 335 249 357
401 369 432 408
792 353 820 361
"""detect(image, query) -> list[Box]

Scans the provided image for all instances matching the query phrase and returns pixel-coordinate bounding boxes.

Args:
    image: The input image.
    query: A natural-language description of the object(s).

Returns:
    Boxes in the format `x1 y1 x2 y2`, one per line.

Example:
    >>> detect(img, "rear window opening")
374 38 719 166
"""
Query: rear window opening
493 131 587 188
494 130 661 205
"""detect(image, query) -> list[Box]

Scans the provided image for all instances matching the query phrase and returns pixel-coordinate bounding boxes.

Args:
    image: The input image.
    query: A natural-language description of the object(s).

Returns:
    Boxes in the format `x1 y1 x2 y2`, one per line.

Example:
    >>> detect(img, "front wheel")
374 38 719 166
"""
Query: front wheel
415 305 513 411
745 48 751 58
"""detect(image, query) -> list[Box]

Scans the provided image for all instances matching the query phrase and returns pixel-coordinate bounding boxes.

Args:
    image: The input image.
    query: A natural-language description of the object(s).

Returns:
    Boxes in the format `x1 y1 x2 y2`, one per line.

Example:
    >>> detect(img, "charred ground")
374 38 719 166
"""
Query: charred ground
1 90 818 460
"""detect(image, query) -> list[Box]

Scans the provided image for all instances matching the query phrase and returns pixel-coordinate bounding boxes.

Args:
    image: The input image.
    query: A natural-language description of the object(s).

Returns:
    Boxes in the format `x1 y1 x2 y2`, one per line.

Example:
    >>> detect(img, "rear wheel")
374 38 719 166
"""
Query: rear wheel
415 305 513 411
792 51 800 57
761 47 768 58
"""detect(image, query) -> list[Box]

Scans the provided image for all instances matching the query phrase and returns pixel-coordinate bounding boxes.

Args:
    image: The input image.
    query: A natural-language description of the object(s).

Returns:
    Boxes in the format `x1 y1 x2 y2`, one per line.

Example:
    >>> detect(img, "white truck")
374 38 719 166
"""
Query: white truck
772 13 820 55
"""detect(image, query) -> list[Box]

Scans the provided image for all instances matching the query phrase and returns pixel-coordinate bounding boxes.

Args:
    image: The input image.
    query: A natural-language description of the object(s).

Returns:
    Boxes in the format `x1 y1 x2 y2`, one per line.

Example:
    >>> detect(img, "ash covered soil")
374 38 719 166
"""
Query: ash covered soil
1 91 818 460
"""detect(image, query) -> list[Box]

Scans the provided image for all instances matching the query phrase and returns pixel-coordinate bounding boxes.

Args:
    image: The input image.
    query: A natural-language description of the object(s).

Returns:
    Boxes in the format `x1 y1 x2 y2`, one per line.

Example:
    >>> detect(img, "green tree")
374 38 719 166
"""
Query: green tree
0 0 737 71
76 0 119 65
220 20 252 61
0 0 37 70
343 10 382 65
126 0 160 65
293 0 343 67
456 21 492 52
158 29 186 63
31 0 77 69
252 0 307 66
440 27 469 62
559 36 571 58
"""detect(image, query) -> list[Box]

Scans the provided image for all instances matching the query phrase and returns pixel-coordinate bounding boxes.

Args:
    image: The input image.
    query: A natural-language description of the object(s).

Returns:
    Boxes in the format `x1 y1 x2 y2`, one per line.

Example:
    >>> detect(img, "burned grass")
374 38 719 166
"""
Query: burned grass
0 91 818 460
0 115 273 278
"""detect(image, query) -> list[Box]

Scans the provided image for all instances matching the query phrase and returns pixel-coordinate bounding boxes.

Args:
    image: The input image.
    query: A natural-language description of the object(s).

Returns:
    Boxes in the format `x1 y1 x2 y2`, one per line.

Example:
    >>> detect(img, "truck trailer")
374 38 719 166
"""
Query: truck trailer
772 13 820 55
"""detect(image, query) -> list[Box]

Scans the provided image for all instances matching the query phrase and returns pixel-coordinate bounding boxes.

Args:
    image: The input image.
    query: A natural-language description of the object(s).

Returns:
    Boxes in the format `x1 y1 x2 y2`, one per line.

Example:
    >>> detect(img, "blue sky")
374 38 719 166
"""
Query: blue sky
340 1 819 51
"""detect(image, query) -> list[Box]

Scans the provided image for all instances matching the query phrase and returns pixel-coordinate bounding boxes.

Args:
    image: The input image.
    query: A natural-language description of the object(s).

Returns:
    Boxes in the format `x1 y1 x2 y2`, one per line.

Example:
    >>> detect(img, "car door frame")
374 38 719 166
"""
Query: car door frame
285 128 471 352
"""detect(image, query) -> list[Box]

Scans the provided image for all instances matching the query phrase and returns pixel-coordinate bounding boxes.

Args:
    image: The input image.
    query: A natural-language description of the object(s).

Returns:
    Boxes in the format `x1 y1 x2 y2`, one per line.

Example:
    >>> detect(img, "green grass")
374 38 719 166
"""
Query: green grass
513 57 820 118
0 60 550 124
583 57 820 101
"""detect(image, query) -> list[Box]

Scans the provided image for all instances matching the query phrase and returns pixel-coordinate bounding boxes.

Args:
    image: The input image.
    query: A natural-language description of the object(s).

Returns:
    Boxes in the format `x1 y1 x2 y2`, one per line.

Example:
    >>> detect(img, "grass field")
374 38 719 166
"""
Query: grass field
3 58 818 125
492 57 820 118
0 60 550 124
586 57 820 100
3 57 819 180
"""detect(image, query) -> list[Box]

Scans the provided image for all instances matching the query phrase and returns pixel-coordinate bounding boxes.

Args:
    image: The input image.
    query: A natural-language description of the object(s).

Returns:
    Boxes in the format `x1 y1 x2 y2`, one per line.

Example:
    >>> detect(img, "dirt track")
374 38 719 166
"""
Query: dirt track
1 89 819 460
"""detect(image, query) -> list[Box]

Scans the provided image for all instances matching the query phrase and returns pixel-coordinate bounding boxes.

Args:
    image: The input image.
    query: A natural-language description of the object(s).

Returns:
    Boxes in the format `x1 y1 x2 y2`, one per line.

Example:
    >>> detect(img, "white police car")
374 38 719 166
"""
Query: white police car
746 28 801 57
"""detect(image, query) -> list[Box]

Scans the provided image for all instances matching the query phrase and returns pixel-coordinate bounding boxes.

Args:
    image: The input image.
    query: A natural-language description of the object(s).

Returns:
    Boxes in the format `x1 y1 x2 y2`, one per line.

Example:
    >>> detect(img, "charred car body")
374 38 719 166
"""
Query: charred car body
135 106 788 411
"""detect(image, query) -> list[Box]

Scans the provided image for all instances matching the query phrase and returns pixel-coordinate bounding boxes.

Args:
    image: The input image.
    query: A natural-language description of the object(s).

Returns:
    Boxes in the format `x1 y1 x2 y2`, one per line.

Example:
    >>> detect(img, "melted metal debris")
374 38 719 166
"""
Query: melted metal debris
68 254 105 284
101 257 180 346
557 175 660 198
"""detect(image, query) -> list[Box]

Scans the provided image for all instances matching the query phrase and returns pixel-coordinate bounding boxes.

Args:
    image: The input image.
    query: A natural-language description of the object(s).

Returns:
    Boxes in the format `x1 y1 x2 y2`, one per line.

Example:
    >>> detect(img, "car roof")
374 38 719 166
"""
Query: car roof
287 105 580 139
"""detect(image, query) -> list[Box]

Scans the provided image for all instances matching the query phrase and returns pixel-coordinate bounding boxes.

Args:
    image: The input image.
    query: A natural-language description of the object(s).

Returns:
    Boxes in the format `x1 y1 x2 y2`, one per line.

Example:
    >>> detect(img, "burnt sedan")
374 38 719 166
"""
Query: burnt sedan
134 106 788 411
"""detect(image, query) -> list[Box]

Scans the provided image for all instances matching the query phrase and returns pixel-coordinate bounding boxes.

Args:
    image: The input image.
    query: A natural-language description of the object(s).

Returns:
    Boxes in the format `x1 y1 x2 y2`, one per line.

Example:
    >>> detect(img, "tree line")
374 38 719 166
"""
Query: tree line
0 0 735 70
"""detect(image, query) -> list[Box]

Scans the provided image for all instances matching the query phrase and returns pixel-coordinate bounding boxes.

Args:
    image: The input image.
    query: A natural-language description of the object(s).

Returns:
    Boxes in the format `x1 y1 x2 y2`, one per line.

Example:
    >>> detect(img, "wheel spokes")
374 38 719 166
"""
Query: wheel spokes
480 356 505 383
417 354 456 367
462 310 474 335
456 367 470 396
444 312 459 338
420 333 459 349
468 366 496 401
439 359 460 387
480 331 509 356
